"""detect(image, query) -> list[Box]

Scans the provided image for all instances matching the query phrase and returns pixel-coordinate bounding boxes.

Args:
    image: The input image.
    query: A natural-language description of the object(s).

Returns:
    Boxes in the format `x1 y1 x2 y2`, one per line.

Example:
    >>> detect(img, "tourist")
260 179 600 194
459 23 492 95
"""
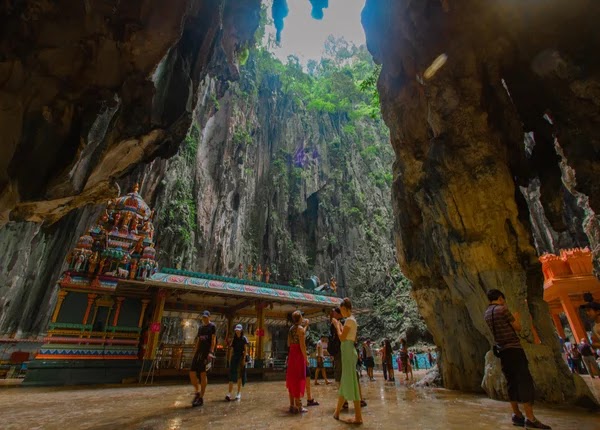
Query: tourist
399 339 413 381
396 351 402 373
226 324 248 401
384 339 395 382
380 340 388 381
484 289 551 429
329 308 343 383
578 338 600 378
569 344 582 374
362 340 375 381
330 307 366 410
301 318 319 407
314 335 330 385
427 349 435 368
190 310 216 407
286 310 307 413
356 343 364 377
332 298 363 425
580 300 600 350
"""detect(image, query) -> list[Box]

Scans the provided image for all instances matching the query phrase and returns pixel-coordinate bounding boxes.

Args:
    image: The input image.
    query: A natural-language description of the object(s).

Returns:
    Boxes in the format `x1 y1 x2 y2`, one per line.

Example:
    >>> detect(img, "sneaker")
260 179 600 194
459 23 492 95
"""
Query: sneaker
235 393 241 401
192 393 202 407
225 393 231 401
512 414 525 427
525 419 551 429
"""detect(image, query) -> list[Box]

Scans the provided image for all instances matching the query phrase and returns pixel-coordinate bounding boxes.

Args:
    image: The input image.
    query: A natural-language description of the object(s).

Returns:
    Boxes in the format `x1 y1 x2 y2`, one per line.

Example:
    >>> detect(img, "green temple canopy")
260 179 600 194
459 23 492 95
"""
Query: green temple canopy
116 269 341 324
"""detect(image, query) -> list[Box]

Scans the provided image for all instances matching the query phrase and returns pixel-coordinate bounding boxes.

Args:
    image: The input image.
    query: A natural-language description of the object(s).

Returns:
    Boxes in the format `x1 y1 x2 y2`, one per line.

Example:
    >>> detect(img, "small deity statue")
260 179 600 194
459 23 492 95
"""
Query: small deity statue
238 263 244 279
265 267 271 283
99 210 109 224
247 264 253 280
120 211 133 233
256 264 263 281
142 220 154 239
329 276 337 293
113 211 121 228
98 258 106 275
130 218 139 234
134 238 144 254
74 252 86 272
129 260 138 279
88 252 99 274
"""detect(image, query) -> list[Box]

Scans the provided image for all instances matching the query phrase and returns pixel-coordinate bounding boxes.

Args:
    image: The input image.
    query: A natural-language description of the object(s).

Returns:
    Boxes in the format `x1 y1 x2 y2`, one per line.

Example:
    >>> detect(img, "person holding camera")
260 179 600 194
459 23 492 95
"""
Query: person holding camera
484 290 551 429
190 310 216 407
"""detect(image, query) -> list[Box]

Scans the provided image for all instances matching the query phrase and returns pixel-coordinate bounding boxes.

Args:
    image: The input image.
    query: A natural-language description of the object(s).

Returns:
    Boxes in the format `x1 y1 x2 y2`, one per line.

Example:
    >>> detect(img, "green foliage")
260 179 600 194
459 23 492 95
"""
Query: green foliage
160 177 197 246
182 123 200 163
233 129 252 147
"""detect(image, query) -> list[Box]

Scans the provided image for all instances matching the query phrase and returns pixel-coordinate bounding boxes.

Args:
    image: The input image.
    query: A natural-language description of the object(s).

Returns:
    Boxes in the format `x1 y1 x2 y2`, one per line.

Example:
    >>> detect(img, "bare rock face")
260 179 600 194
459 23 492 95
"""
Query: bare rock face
362 0 599 404
0 0 260 226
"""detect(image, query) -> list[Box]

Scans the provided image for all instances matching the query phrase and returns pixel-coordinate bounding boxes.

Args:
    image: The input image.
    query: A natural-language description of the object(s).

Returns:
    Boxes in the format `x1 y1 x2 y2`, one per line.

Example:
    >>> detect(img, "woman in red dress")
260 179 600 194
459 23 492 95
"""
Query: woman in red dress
286 310 308 413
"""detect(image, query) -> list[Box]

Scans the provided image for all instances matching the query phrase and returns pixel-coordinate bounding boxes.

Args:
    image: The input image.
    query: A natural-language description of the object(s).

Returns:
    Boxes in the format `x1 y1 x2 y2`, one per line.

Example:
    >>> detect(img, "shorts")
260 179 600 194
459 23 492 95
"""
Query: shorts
364 357 374 368
499 348 534 403
317 356 325 369
191 351 210 374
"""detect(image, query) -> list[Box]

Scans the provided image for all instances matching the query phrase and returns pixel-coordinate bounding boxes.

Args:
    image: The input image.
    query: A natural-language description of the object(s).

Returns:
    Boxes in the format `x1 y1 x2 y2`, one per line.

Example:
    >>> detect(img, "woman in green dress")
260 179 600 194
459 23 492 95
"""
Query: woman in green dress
332 297 363 424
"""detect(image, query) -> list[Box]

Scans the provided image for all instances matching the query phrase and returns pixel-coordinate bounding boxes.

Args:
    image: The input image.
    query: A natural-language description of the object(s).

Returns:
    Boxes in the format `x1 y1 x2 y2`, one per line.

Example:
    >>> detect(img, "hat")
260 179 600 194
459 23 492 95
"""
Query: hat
202 310 210 317
234 324 243 331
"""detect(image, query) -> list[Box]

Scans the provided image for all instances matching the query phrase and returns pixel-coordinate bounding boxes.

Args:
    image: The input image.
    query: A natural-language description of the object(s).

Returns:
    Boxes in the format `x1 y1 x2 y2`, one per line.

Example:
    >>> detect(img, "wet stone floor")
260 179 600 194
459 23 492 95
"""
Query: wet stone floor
2 374 599 430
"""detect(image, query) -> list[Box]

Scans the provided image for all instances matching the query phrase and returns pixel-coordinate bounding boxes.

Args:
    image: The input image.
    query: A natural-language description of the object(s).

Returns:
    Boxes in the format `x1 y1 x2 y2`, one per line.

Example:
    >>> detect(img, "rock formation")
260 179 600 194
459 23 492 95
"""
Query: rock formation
0 0 261 226
362 0 599 404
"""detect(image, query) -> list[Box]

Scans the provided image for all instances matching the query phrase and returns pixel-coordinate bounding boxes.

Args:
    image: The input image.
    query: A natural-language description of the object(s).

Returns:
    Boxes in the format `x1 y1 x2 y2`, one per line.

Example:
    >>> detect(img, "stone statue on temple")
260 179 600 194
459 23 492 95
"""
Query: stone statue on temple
329 276 337 293
238 263 244 279
88 252 99 274
256 264 263 282
247 264 253 280
265 267 271 283
74 251 86 272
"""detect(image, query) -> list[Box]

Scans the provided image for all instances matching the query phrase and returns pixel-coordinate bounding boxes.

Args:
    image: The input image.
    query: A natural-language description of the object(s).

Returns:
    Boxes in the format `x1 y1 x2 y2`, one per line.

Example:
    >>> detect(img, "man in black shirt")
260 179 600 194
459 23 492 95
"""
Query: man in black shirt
190 310 216 407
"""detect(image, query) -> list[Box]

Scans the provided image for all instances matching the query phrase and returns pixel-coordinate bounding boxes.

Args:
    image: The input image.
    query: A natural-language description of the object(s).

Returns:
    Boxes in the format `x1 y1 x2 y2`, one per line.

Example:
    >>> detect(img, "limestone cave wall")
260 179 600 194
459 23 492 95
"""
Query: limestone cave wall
0 0 260 226
0 0 261 336
362 0 599 403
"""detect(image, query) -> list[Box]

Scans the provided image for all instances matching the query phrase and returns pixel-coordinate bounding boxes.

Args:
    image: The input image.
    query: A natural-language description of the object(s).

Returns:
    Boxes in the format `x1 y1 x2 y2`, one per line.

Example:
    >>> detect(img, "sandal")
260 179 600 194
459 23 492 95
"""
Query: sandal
333 414 340 421
307 399 320 406
360 399 367 407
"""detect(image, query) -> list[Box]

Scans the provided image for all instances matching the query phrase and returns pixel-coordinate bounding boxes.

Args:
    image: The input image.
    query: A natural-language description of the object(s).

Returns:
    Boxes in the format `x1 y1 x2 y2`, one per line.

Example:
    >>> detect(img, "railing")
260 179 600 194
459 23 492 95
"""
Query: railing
160 268 338 297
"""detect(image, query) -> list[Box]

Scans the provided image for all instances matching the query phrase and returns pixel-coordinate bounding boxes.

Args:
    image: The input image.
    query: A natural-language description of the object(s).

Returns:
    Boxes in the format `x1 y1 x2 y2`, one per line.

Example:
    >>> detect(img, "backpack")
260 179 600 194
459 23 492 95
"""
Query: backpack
327 323 341 356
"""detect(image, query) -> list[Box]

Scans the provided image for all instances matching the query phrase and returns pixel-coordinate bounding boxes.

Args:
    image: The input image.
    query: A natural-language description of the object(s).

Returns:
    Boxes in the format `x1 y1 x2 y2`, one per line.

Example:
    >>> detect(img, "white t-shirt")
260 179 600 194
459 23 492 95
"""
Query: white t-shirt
344 316 358 342
317 340 327 357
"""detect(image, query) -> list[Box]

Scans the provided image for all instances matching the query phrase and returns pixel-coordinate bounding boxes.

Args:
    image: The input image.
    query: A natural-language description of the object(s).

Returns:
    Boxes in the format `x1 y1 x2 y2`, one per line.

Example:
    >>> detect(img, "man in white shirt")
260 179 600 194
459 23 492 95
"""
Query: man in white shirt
314 335 330 385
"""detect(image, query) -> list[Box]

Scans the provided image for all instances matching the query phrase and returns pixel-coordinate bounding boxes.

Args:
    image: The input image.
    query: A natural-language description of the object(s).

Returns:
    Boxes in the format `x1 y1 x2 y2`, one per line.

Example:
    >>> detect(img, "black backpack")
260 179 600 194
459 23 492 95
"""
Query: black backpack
327 323 341 356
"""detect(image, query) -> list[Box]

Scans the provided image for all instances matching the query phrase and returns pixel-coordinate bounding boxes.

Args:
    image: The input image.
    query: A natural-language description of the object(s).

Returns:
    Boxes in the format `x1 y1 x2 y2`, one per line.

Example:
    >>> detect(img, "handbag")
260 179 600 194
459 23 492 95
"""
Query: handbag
491 305 502 358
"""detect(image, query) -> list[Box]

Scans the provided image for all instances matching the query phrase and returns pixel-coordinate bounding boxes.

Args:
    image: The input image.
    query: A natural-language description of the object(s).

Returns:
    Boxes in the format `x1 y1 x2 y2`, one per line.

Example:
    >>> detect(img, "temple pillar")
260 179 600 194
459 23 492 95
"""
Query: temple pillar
559 294 587 343
254 302 266 368
112 297 125 326
144 290 167 360
51 290 69 323
82 294 98 325
552 313 566 339
139 299 151 328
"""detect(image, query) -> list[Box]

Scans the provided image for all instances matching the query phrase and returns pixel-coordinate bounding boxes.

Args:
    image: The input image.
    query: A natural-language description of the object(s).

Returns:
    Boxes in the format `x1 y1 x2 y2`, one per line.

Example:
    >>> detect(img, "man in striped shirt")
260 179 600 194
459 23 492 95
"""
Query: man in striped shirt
484 289 551 429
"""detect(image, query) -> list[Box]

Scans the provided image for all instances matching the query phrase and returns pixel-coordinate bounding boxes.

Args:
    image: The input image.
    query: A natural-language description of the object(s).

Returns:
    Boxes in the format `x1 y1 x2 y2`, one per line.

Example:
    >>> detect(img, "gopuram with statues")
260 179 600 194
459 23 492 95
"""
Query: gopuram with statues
25 186 341 385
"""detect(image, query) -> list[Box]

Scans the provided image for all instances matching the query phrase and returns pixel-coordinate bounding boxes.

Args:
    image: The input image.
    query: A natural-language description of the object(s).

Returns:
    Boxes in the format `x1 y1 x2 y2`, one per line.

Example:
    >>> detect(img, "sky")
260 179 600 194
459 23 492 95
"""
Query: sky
265 0 367 64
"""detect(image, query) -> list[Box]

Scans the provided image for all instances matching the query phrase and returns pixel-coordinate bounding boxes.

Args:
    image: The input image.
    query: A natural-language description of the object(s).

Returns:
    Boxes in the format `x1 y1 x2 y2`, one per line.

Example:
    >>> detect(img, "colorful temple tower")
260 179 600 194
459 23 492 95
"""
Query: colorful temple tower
25 185 158 384
540 247 600 342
